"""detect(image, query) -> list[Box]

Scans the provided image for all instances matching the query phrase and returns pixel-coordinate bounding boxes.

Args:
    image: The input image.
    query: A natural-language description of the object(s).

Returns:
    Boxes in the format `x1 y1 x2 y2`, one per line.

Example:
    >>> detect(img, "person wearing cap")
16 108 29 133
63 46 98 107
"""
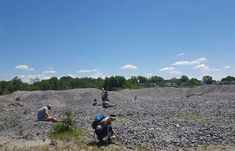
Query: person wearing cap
37 104 64 123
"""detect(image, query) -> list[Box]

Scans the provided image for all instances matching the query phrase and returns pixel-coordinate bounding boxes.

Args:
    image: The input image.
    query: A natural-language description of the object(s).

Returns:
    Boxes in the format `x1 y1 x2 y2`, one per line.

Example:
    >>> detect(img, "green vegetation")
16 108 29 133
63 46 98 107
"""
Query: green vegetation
203 75 213 85
174 112 206 123
174 112 232 127
221 76 235 85
49 110 84 140
50 125 85 141
6 144 235 151
0 102 6 110
0 75 234 95
46 110 154 151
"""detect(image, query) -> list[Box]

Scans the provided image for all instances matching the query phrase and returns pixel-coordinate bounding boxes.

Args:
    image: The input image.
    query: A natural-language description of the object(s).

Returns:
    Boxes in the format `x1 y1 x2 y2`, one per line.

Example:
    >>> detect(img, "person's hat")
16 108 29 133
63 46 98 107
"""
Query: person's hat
47 104 52 110
110 114 116 117
110 117 116 121
109 114 117 121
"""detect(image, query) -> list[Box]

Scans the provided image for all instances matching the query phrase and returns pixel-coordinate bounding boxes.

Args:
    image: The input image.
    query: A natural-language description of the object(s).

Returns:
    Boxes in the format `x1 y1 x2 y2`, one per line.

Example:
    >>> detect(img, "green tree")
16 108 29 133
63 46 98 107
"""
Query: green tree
126 76 139 89
221 76 235 82
203 75 213 84
48 77 59 90
169 78 180 86
179 75 189 85
115 76 126 89
149 76 165 87
103 77 110 90
137 76 147 84
189 78 200 87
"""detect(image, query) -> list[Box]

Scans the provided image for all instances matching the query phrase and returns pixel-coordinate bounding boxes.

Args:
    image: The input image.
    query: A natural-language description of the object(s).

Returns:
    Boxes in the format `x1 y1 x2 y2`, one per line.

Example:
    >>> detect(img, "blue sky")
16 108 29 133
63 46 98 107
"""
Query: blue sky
0 0 234 82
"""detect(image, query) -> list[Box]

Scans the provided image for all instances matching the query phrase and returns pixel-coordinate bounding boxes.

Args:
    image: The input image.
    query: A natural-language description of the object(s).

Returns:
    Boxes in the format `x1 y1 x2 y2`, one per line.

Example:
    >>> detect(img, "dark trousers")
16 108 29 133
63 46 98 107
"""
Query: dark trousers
95 126 113 141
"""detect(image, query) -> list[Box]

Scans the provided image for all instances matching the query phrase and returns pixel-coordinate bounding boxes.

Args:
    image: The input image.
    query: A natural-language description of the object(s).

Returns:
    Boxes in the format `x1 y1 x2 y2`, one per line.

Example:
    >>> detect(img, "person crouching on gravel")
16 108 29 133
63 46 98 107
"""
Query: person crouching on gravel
37 104 64 123
93 115 117 143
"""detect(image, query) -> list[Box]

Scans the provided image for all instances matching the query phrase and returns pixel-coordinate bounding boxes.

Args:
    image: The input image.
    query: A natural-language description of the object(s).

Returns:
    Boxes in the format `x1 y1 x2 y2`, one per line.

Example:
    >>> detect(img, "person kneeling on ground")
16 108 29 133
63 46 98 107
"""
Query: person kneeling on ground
92 114 116 143
37 104 64 123
92 99 97 106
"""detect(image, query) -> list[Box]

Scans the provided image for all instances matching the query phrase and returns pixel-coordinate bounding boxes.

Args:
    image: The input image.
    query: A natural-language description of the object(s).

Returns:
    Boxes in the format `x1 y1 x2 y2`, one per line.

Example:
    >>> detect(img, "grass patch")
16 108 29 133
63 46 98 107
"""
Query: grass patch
174 112 206 123
174 112 234 127
49 124 86 140
77 141 155 151
186 144 235 151
49 109 87 141
0 102 6 110
5 144 235 151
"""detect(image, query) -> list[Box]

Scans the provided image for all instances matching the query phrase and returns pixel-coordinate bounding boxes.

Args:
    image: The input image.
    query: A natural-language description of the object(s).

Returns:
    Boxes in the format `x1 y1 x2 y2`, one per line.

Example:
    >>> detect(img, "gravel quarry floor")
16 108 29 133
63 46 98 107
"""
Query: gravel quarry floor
0 85 235 151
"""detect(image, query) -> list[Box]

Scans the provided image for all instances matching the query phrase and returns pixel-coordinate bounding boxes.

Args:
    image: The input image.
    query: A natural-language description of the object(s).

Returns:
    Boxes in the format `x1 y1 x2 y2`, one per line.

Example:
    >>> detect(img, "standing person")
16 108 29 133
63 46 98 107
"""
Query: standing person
101 89 116 108
37 104 64 123
101 88 109 108
101 88 107 101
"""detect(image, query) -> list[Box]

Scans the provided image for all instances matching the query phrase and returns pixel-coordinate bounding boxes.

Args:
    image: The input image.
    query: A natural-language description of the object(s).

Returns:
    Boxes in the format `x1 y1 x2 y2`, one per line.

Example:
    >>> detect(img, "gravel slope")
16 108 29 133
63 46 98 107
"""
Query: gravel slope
0 85 235 150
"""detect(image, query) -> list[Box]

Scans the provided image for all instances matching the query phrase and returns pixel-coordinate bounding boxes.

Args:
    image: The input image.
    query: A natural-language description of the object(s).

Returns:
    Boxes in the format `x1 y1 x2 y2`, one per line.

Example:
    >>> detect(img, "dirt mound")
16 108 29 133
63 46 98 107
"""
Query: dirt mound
0 85 235 150
186 85 235 97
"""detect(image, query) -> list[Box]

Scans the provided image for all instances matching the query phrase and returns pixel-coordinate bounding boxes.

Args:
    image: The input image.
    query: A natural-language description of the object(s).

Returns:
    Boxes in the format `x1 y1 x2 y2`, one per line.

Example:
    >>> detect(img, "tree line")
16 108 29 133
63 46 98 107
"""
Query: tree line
0 75 235 95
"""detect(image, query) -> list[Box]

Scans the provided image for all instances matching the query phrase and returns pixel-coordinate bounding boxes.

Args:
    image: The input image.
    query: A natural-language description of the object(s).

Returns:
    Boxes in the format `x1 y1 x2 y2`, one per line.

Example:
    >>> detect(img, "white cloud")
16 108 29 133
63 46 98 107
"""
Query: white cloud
121 64 138 70
160 66 181 75
176 53 184 57
169 70 182 75
224 65 231 69
194 64 221 73
211 68 220 72
15 65 34 71
88 71 105 79
199 72 227 81
172 57 207 66
78 69 105 78
145 73 153 77
48 67 54 70
42 70 57 74
194 64 210 72
197 57 207 62
19 74 52 83
67 74 77 78
160 67 175 72
78 69 99 73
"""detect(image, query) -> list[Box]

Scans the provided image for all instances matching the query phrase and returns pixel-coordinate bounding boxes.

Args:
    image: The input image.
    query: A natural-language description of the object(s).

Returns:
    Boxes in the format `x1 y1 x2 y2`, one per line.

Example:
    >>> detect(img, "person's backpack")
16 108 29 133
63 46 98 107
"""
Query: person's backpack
92 114 106 129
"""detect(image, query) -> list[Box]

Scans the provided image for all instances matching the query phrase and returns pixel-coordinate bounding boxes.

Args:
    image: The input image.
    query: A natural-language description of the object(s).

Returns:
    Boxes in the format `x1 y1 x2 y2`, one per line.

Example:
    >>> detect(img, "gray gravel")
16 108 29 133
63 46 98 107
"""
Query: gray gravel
0 85 235 150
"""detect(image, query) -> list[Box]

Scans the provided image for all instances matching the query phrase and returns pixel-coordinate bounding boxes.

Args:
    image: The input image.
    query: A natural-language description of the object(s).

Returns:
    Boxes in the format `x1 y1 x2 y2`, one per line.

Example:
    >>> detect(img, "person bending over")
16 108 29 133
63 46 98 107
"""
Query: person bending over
92 114 116 143
37 104 64 123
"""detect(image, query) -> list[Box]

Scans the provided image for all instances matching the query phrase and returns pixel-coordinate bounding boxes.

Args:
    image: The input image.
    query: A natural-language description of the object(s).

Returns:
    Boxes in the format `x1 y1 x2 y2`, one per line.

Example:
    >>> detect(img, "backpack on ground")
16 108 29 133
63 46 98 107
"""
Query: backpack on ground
92 114 106 129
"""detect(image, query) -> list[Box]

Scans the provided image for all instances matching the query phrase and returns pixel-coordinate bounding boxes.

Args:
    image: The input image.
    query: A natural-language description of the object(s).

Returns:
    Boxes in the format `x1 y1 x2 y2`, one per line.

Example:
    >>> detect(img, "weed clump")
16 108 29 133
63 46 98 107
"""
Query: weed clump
53 110 75 133
49 110 84 140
